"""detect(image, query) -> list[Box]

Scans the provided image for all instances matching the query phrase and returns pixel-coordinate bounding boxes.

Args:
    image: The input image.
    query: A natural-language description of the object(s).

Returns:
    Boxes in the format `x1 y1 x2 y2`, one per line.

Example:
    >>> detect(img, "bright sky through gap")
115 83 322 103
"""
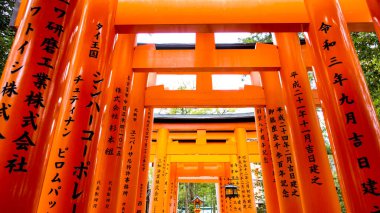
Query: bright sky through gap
137 33 252 44
137 33 255 114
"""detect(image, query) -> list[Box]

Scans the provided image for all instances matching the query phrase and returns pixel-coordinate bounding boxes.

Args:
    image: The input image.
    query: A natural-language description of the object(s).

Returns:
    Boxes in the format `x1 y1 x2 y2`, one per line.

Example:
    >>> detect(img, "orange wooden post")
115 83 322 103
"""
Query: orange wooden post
36 0 117 212
259 70 304 213
116 72 148 213
135 108 154 211
224 163 233 213
86 34 136 212
169 164 178 213
168 172 174 213
230 155 243 212
225 179 233 212
304 38 352 209
305 0 380 211
12 0 29 28
365 0 380 39
274 33 341 212
235 128 257 212
0 1 72 212
135 73 156 212
149 128 169 213
254 107 280 213
195 33 214 94
219 166 231 213
173 178 179 213
218 177 227 213
172 178 179 213
164 159 172 212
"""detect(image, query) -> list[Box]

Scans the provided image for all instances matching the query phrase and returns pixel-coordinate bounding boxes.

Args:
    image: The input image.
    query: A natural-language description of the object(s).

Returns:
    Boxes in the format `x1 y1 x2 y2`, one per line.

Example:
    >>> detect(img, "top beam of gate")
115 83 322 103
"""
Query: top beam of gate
116 0 373 33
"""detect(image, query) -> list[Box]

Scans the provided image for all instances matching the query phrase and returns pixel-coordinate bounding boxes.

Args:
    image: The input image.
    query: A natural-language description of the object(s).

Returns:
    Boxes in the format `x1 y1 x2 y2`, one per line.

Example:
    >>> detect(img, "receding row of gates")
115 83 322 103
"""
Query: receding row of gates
0 0 379 212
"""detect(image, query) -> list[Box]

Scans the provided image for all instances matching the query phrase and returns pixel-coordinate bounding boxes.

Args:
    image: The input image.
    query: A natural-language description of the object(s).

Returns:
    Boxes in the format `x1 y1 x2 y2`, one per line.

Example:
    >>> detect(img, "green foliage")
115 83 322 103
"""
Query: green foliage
328 155 347 213
252 164 266 212
0 0 16 77
239 33 273 43
239 32 305 44
351 32 380 120
165 108 236 115
177 183 217 212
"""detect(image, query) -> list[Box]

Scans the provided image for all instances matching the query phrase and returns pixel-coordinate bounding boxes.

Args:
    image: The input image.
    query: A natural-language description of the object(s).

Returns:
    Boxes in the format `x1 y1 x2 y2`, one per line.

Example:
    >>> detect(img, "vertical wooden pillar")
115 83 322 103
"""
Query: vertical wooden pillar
195 33 214 97
169 164 178 213
164 160 172 213
230 155 243 212
305 0 380 211
365 0 380 39
258 70 303 213
173 178 179 213
218 177 228 213
235 128 257 213
172 181 179 213
135 107 154 212
220 163 231 213
86 34 136 212
224 163 233 213
0 1 72 212
116 72 148 213
135 72 156 212
254 107 280 213
304 39 351 208
149 128 169 213
225 178 232 212
12 0 28 28
37 0 117 211
168 173 174 213
274 33 341 212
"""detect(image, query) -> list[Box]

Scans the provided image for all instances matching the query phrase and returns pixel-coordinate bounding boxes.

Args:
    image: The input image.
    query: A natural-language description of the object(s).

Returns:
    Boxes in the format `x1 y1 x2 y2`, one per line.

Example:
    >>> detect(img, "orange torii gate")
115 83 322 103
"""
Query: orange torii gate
149 114 261 213
0 0 379 213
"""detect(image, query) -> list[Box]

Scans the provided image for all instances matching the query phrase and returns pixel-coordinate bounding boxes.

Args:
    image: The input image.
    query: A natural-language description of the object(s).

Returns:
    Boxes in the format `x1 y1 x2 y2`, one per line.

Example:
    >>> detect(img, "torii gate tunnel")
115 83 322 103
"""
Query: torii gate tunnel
0 0 380 212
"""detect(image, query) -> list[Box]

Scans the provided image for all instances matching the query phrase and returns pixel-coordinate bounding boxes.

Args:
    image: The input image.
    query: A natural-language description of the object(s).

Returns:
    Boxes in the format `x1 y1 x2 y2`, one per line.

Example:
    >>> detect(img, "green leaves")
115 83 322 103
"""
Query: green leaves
0 0 16 77
239 33 273 43
351 32 380 120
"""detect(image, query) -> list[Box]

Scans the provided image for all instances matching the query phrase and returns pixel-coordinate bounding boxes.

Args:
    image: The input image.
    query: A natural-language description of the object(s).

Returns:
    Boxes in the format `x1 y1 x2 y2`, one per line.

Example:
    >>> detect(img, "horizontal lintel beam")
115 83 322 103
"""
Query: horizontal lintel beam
152 122 256 131
145 86 321 107
151 131 257 140
132 44 281 72
177 178 219 183
145 85 266 108
116 0 373 33
150 141 259 155
149 154 261 163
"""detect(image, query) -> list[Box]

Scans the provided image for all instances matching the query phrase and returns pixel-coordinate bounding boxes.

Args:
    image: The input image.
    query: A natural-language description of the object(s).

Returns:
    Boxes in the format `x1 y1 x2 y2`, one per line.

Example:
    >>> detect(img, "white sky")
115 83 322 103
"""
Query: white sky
155 74 252 90
138 32 254 90
137 33 252 44
137 33 255 114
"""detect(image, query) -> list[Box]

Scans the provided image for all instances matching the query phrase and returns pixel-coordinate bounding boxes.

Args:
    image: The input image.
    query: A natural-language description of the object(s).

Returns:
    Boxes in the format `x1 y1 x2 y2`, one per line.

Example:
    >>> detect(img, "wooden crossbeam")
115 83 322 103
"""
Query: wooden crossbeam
145 85 321 107
150 141 259 155
132 44 281 72
116 0 373 33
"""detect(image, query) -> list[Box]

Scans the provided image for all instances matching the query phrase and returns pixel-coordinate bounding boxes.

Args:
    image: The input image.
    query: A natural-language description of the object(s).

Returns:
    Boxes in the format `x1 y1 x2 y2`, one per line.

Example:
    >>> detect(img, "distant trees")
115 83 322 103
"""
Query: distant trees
350 32 380 120
239 33 272 43
0 0 15 77
177 183 217 213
